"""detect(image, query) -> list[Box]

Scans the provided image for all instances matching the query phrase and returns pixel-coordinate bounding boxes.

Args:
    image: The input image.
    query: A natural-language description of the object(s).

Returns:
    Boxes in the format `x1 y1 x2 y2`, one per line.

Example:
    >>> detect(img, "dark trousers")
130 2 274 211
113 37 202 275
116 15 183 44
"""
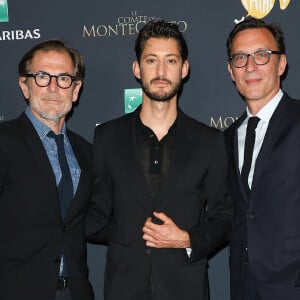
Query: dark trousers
142 278 154 300
55 287 72 300
243 266 262 300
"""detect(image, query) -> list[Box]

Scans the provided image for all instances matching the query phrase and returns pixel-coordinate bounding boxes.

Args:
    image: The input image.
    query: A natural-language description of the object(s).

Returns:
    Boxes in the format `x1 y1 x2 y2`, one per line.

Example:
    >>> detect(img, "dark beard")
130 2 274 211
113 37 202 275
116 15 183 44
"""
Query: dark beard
141 78 182 102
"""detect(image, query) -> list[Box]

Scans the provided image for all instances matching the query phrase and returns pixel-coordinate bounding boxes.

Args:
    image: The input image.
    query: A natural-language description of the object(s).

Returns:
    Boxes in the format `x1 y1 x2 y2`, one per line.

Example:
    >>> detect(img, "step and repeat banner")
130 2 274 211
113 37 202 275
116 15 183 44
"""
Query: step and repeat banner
0 1 299 299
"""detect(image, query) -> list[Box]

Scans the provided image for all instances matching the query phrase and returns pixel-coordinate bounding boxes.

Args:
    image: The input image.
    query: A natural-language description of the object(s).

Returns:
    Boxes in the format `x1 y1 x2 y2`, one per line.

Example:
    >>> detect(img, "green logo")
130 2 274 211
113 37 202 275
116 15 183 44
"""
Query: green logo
124 88 142 113
0 0 9 22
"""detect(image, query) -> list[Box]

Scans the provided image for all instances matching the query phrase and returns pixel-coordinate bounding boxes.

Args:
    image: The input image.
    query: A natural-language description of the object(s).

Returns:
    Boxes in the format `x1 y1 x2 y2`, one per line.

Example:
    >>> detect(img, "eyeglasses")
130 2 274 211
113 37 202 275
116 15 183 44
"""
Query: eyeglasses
229 50 282 68
25 71 78 89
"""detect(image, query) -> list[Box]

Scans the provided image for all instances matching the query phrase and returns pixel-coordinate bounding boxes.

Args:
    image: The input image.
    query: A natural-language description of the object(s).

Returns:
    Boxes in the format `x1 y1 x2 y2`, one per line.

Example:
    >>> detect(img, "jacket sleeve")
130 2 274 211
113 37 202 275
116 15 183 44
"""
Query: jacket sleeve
188 132 233 262
85 125 113 245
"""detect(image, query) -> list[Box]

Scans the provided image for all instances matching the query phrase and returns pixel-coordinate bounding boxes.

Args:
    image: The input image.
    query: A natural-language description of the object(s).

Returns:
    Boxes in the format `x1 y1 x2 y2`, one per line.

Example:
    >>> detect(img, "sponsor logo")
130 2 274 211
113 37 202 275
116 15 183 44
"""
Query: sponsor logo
83 10 188 38
124 88 142 113
235 0 291 22
0 0 42 41
0 0 8 22
0 29 41 41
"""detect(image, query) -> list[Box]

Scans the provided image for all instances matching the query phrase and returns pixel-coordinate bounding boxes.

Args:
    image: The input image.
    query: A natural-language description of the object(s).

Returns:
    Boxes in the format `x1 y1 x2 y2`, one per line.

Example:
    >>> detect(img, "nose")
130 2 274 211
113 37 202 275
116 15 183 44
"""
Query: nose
245 55 257 72
47 76 60 91
157 60 167 77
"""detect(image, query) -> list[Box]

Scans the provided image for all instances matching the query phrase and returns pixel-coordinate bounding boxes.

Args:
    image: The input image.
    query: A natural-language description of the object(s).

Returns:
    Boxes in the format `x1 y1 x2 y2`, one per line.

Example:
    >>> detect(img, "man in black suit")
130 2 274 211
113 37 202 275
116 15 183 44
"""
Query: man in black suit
0 40 94 300
87 20 232 300
225 17 300 300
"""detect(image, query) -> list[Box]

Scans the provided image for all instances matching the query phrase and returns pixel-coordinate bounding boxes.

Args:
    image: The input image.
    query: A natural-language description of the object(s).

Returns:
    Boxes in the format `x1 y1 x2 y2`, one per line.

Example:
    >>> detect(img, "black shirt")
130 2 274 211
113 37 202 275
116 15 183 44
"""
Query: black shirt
135 114 177 212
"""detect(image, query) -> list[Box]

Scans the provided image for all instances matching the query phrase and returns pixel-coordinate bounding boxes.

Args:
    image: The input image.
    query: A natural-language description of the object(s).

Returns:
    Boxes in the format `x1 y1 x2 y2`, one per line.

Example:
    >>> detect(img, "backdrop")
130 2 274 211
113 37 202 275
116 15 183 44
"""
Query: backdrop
0 1 299 299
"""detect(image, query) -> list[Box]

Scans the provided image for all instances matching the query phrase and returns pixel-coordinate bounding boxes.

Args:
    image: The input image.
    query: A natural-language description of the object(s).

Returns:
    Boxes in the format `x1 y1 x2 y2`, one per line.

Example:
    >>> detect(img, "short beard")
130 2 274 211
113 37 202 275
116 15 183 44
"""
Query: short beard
36 109 67 123
29 94 72 123
141 77 182 102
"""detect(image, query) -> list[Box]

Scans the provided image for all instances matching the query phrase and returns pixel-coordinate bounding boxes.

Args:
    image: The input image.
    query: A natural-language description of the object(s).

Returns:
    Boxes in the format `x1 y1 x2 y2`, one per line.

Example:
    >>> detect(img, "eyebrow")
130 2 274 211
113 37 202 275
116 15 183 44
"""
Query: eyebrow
232 47 271 54
143 53 180 58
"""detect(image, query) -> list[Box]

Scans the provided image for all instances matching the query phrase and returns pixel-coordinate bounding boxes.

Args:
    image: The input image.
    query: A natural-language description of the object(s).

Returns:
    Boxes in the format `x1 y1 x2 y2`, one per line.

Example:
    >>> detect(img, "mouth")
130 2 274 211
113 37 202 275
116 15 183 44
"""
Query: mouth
43 94 62 104
151 78 171 87
245 78 261 85
47 98 60 103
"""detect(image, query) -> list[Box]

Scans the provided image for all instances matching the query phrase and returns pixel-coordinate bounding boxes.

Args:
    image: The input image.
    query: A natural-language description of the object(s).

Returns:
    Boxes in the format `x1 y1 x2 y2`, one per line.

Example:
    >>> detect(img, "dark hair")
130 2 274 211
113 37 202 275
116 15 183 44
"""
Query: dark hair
226 17 285 58
18 39 85 79
135 19 188 62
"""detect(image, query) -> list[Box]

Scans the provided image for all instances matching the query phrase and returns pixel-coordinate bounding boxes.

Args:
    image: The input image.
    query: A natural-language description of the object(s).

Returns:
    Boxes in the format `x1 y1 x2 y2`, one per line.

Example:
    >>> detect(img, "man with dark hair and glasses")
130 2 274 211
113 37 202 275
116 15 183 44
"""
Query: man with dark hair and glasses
0 39 94 300
225 17 300 300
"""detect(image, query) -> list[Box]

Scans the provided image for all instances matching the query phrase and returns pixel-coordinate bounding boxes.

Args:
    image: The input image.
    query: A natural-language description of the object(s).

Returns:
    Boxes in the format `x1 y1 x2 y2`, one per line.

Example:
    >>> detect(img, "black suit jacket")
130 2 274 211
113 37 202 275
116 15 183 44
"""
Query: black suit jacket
87 107 232 300
225 93 300 300
0 113 94 300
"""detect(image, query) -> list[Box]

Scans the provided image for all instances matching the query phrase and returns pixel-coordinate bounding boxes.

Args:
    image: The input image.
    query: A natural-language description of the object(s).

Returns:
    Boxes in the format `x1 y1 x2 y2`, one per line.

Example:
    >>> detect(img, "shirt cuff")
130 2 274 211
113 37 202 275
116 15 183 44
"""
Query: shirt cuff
186 247 192 257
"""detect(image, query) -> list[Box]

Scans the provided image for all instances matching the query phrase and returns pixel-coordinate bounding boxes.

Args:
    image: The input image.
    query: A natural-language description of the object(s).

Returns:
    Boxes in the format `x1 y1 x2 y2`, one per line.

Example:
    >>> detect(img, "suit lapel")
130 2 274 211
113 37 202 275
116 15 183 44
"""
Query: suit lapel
18 113 57 185
159 110 196 207
251 95 290 192
165 110 188 177
18 113 61 219
120 108 153 210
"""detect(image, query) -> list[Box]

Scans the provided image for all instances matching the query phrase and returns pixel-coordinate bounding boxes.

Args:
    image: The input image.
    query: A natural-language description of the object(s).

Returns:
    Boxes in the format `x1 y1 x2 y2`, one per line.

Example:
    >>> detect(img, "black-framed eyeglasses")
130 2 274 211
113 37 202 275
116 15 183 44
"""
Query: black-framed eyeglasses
25 71 78 89
229 50 282 68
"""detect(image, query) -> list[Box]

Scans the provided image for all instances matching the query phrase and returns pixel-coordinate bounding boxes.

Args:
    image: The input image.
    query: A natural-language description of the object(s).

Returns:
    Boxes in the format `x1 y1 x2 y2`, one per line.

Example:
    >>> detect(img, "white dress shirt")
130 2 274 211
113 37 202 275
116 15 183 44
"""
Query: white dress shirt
238 89 283 189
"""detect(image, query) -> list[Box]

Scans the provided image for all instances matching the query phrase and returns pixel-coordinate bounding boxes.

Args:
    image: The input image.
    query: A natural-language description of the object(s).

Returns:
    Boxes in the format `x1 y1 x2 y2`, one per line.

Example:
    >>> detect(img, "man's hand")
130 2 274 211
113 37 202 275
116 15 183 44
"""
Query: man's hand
142 212 190 248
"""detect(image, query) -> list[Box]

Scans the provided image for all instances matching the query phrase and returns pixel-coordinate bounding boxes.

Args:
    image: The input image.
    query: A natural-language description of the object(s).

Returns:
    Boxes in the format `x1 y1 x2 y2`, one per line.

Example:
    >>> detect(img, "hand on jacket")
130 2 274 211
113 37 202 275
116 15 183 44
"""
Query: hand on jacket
142 212 190 248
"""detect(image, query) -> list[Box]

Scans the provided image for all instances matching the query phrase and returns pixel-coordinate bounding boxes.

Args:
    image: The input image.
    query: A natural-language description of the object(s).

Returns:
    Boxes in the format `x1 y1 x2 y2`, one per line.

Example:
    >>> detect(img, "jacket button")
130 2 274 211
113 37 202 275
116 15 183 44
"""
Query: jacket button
247 213 254 220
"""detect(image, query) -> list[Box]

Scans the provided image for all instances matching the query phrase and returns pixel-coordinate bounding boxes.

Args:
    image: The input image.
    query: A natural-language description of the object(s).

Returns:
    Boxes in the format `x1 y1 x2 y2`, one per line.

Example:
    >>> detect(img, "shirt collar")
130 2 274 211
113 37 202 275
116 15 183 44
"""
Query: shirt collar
136 110 178 141
246 89 283 123
25 107 67 140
